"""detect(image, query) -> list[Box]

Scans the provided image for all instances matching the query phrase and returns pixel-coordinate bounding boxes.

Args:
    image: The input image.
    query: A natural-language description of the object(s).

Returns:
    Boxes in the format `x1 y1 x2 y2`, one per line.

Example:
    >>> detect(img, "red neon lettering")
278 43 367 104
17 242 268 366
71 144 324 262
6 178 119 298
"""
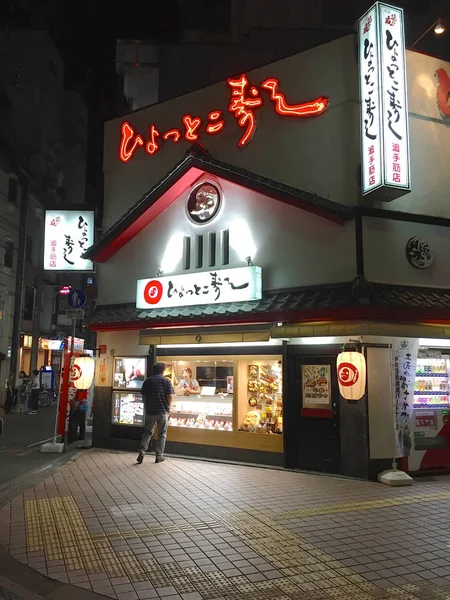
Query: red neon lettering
227 74 262 147
206 110 225 135
436 68 450 118
183 115 202 141
119 122 144 163
163 129 182 142
261 79 329 117
146 124 160 155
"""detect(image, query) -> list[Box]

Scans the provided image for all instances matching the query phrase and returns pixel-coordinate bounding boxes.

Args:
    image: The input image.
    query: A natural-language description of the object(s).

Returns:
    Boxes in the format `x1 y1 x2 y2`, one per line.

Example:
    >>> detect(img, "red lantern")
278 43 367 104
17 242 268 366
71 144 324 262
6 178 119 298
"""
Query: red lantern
336 351 366 400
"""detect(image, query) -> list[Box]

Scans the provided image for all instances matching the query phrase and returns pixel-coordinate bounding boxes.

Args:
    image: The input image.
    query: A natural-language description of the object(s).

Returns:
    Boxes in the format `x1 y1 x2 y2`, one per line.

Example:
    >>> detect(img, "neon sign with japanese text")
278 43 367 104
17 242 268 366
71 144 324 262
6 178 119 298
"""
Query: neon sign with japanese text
119 76 329 163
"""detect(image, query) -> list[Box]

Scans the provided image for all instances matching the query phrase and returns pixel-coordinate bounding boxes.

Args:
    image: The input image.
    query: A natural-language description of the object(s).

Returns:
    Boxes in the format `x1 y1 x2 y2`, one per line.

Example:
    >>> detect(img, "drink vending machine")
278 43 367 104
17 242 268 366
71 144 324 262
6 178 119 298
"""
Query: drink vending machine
408 355 450 472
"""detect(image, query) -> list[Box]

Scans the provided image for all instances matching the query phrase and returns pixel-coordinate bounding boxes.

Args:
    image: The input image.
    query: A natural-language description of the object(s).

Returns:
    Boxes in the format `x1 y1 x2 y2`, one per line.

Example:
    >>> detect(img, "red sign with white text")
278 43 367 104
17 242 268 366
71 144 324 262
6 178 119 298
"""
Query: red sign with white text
119 75 329 162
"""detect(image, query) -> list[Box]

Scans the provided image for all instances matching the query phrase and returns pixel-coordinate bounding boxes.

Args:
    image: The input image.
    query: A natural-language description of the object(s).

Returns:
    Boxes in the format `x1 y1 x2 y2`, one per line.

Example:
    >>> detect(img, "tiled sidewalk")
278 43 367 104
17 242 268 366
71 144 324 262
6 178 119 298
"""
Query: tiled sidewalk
1 451 450 599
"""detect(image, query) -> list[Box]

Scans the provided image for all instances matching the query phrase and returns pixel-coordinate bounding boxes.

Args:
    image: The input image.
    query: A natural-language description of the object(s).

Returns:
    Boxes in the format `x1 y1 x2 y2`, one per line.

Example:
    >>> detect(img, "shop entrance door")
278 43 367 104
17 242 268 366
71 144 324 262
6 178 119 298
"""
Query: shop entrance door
286 354 341 474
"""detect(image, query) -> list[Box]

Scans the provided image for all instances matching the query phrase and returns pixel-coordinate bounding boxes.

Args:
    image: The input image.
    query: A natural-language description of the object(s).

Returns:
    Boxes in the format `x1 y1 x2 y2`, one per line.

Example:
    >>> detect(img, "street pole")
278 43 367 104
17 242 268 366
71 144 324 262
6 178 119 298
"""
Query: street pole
10 180 29 376
30 233 45 374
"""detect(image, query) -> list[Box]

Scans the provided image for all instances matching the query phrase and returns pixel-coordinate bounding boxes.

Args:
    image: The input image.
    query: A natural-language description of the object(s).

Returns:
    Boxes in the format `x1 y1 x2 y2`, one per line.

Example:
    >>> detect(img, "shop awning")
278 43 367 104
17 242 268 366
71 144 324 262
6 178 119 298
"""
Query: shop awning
88 279 450 331
139 324 273 345
271 321 450 339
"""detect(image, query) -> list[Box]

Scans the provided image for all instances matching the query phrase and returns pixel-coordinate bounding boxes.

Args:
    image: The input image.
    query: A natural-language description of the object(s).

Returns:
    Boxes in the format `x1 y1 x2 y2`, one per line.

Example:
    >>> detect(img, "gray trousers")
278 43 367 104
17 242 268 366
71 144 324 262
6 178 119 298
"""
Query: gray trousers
140 413 168 456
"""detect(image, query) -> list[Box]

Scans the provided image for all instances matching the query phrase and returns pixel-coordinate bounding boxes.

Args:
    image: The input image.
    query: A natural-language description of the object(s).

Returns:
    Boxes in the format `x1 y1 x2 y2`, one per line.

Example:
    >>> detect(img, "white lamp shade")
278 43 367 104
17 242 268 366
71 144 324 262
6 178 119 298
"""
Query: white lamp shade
72 356 95 390
336 351 366 400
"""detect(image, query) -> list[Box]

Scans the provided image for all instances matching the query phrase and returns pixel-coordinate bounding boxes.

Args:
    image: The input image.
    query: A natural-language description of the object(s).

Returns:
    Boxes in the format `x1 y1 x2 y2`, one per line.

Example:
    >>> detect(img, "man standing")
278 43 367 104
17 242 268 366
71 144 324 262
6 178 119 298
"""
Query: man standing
137 362 174 464
29 369 40 415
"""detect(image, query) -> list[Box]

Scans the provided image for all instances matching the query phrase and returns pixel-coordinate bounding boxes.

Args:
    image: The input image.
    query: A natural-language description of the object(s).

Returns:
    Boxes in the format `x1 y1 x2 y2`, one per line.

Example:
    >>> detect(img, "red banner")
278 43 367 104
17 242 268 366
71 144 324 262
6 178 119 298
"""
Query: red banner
57 351 81 436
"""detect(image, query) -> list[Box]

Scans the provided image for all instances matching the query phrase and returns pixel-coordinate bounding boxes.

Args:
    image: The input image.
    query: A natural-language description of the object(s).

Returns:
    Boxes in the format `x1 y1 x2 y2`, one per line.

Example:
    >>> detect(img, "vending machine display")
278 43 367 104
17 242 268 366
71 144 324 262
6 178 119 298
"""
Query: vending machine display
111 391 144 426
409 356 450 472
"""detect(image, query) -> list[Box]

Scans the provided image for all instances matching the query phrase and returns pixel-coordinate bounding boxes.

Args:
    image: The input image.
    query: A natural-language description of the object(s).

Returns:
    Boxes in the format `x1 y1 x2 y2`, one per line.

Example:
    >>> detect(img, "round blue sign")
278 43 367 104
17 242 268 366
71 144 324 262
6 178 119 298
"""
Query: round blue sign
67 289 87 309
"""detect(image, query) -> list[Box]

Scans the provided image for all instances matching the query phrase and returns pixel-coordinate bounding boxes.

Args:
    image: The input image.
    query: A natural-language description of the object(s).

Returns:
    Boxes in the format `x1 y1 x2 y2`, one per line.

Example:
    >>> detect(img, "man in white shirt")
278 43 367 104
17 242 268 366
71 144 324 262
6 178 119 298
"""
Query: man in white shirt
29 369 40 415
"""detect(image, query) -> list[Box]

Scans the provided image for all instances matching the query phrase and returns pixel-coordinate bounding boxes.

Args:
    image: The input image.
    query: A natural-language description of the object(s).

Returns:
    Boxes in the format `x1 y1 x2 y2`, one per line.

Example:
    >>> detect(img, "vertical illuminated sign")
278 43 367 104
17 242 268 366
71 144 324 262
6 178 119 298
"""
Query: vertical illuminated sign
358 3 410 198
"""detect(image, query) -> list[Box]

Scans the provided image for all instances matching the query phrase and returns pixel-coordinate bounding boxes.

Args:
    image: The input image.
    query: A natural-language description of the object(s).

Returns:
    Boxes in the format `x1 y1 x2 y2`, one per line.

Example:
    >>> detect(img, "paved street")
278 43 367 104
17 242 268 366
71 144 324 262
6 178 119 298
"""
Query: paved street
2 451 450 599
0 408 58 488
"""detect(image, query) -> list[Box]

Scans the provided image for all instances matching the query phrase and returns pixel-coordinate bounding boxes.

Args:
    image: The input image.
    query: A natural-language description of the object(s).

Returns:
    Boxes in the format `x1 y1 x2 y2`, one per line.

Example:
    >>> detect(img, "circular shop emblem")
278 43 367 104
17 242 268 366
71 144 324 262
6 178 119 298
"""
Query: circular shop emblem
187 183 221 224
144 280 163 305
405 237 434 269
71 364 82 381
337 363 359 387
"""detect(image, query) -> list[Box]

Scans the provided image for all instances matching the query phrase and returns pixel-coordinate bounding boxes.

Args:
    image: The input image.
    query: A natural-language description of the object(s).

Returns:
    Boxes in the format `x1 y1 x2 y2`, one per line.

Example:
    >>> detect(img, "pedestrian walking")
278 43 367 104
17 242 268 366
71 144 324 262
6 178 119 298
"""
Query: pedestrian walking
29 369 40 415
137 362 174 465
15 371 29 413
4 373 16 414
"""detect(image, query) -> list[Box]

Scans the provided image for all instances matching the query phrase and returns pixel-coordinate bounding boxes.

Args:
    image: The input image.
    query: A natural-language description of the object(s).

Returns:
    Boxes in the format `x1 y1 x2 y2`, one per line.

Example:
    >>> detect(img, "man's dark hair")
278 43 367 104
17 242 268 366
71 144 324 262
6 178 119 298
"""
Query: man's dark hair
152 362 165 375
33 369 39 376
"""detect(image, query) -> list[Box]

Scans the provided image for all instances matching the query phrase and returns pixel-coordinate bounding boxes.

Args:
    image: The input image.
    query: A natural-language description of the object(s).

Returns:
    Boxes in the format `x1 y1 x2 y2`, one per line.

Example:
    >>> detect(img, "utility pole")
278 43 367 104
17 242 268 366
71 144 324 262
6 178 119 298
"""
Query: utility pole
10 180 28 376
29 232 45 374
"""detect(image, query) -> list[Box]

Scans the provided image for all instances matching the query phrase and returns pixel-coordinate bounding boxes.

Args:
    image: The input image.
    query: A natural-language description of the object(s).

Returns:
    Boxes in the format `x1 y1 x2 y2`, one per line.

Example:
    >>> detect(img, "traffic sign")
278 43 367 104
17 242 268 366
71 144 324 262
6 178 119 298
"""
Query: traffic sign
67 308 85 320
67 289 87 309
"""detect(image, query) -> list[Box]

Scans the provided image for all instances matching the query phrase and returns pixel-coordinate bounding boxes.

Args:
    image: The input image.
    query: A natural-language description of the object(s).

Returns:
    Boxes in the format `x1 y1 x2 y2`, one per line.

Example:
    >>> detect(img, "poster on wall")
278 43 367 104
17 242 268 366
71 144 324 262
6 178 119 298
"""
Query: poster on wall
111 392 144 426
302 365 331 408
113 357 146 389
392 338 419 458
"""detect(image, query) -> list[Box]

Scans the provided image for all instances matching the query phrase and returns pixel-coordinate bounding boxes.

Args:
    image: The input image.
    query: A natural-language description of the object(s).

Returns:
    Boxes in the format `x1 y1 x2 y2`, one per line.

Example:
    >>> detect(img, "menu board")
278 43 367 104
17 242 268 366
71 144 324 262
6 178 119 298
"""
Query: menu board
302 365 331 408
111 392 145 426
113 357 146 390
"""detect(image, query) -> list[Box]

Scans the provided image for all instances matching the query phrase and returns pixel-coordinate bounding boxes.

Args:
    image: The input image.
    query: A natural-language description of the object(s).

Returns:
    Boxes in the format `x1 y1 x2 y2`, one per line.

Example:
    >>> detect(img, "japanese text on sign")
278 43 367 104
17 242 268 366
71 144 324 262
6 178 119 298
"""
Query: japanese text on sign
358 3 410 196
44 211 94 271
392 338 418 458
119 76 329 162
380 5 409 188
136 266 262 310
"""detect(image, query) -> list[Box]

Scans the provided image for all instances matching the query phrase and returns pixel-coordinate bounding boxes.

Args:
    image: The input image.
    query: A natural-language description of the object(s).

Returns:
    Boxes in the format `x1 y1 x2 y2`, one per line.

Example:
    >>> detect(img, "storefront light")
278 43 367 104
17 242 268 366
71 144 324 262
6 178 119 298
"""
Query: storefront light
336 351 366 401
160 232 184 274
72 356 95 390
230 219 257 262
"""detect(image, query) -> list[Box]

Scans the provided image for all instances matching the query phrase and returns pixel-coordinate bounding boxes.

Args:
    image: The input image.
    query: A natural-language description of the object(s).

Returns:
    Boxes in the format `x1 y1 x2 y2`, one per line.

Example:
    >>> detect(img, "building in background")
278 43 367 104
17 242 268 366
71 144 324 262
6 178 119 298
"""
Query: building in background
0 28 93 402
115 0 450 113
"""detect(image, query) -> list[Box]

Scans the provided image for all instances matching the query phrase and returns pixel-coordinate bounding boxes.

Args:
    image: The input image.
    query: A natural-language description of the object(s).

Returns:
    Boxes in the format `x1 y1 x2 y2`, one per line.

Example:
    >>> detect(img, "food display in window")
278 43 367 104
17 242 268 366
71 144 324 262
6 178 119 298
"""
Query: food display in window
241 360 283 434
168 397 233 431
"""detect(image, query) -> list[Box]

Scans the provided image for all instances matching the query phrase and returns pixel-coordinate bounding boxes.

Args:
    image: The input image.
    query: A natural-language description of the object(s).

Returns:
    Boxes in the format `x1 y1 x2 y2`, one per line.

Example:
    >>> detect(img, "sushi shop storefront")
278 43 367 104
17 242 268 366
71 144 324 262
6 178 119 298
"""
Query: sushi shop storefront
83 5 450 478
84 147 450 480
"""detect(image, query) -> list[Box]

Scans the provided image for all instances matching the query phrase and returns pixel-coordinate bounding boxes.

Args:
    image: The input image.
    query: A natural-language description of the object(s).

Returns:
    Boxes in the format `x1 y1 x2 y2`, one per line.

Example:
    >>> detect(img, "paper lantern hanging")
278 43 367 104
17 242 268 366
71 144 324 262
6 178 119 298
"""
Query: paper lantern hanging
72 356 95 390
336 351 366 400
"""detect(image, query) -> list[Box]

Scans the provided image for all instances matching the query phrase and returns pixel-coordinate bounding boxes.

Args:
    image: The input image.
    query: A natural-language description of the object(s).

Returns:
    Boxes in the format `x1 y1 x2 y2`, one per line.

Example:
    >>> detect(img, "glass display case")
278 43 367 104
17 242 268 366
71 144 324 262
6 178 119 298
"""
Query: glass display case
237 358 283 435
111 391 145 426
159 355 283 435
113 356 147 390
163 359 234 430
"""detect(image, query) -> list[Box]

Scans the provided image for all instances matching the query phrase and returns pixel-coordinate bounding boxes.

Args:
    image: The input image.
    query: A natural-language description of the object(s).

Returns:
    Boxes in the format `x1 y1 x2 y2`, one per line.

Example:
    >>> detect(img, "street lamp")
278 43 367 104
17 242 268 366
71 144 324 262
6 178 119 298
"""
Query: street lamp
410 18 446 48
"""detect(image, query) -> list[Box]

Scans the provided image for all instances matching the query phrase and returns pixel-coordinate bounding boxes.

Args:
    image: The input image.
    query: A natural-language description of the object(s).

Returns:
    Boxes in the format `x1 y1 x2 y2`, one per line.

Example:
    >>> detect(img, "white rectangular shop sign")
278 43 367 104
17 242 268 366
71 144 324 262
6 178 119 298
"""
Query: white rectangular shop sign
136 266 262 310
44 210 94 271
358 3 410 197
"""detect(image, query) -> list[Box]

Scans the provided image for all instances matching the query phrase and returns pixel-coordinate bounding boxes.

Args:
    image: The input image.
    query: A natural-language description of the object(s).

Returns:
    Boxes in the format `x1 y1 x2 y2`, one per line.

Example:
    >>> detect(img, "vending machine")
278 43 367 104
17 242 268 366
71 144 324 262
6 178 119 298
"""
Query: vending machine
408 355 450 472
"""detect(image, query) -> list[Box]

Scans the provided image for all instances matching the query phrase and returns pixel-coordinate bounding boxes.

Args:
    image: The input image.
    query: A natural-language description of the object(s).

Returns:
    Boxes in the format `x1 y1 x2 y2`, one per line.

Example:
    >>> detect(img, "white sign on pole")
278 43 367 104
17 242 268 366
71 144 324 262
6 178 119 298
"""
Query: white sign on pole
358 3 410 197
136 266 262 310
44 211 94 271
67 309 85 320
